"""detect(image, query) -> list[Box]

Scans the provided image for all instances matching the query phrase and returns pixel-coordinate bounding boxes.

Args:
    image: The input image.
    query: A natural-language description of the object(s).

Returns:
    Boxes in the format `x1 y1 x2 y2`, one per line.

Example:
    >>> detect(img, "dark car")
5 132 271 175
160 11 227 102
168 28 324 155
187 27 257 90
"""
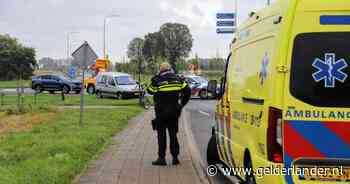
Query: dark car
31 74 82 94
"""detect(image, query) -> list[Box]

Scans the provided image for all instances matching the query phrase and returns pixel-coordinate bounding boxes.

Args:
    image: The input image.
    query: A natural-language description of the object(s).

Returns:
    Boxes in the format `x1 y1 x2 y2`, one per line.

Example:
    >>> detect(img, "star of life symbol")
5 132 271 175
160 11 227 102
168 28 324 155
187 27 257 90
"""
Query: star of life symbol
259 52 269 86
312 53 348 88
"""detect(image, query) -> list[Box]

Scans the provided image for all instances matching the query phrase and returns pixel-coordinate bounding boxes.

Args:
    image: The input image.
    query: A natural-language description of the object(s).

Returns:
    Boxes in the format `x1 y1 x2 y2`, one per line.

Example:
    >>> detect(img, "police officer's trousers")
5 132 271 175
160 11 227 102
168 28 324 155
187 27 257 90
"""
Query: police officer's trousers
157 120 179 159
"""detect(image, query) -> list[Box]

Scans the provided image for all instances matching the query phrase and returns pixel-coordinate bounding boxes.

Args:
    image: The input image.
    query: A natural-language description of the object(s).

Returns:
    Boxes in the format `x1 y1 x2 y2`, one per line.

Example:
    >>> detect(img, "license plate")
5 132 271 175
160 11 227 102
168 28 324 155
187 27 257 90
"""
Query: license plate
298 166 350 182
134 93 140 95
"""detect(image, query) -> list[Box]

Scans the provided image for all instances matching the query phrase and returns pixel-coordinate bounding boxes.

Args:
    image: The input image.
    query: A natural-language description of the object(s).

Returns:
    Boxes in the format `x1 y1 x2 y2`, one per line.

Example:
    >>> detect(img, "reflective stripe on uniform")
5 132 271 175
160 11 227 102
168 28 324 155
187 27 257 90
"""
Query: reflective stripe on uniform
148 82 188 92
158 84 183 89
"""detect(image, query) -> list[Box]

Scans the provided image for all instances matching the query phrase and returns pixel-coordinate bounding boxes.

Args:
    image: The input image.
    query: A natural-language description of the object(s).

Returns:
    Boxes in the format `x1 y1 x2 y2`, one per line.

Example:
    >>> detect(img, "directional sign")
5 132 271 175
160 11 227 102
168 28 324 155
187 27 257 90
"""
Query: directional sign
72 41 98 69
217 21 235 27
216 28 236 34
216 13 235 19
68 67 77 78
216 12 236 34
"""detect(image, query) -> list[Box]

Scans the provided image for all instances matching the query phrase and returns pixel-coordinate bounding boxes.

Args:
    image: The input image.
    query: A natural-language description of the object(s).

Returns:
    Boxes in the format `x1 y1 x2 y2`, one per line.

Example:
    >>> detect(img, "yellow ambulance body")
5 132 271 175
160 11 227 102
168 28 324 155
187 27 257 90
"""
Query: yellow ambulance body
207 0 350 183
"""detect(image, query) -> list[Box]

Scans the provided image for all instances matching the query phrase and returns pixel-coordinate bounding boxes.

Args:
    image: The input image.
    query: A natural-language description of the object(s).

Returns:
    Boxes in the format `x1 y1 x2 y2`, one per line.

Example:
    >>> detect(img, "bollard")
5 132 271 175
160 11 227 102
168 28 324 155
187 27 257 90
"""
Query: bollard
61 91 65 101
0 93 4 106
34 92 37 105
21 95 24 105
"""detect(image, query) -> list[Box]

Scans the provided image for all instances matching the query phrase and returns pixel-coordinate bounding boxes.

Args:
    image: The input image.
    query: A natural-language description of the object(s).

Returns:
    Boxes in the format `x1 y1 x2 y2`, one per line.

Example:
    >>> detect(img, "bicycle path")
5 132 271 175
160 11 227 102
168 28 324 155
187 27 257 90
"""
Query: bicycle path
73 110 208 184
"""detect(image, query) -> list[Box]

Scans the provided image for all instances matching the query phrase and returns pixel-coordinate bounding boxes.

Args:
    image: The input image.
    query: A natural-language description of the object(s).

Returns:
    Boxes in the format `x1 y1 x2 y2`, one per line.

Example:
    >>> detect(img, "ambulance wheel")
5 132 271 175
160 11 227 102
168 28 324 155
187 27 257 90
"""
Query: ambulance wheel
244 155 256 184
207 135 220 165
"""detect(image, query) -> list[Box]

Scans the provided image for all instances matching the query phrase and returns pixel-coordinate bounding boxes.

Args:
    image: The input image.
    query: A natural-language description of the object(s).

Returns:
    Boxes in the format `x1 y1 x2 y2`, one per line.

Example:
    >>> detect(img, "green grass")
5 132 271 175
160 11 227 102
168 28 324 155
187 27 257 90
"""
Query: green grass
0 80 30 88
0 107 142 184
0 93 140 107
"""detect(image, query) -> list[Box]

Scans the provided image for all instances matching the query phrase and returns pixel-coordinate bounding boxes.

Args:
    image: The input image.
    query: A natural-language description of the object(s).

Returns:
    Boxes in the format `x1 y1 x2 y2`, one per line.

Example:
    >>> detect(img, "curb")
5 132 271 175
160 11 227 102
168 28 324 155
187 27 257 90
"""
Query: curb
182 109 215 184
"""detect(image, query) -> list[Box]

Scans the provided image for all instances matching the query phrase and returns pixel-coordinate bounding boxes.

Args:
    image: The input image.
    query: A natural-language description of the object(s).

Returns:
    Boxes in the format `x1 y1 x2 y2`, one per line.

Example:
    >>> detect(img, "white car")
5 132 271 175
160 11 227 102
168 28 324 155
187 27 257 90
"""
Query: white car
95 72 141 99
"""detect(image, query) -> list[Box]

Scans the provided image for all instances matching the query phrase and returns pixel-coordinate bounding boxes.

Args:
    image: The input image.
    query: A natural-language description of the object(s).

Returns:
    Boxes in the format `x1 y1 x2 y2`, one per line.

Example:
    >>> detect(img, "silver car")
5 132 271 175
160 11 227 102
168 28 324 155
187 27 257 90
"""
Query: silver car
95 72 141 99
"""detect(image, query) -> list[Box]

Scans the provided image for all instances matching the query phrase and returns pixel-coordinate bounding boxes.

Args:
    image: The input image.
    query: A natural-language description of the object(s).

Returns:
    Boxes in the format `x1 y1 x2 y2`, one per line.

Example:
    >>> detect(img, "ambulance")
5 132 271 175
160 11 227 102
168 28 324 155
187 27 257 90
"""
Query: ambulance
207 0 350 183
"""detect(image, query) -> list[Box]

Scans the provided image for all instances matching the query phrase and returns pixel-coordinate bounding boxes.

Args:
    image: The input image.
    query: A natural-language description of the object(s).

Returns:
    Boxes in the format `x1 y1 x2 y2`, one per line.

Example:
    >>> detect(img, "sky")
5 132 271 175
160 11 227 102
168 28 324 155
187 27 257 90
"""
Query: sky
0 0 270 62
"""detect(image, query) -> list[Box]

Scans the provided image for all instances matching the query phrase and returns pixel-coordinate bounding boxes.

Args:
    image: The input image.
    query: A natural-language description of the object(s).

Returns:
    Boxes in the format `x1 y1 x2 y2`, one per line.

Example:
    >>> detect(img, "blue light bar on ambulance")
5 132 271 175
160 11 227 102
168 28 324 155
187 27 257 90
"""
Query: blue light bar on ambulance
320 15 350 25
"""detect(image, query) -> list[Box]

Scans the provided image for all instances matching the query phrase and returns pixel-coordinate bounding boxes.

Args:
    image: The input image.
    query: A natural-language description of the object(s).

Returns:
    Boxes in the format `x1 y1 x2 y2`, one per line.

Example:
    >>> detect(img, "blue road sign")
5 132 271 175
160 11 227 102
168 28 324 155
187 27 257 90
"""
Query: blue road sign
68 67 77 78
217 21 235 27
216 28 236 34
216 13 235 19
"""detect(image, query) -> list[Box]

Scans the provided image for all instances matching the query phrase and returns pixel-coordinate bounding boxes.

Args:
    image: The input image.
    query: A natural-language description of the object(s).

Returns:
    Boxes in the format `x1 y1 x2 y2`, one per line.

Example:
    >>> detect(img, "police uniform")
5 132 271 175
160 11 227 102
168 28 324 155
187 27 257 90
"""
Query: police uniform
147 69 191 165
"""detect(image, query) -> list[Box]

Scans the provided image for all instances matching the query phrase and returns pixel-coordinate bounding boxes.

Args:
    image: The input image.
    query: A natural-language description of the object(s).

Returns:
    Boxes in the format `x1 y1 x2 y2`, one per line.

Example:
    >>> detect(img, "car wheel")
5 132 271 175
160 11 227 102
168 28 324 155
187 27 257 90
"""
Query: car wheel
96 91 103 99
35 85 42 93
207 135 220 165
87 85 95 95
199 89 208 99
116 93 123 100
62 85 70 94
244 156 256 184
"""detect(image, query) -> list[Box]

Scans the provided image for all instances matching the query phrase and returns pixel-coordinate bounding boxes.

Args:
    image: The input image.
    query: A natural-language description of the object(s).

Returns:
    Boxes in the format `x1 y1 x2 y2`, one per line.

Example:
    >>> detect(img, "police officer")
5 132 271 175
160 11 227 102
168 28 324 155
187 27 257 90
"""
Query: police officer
147 62 191 166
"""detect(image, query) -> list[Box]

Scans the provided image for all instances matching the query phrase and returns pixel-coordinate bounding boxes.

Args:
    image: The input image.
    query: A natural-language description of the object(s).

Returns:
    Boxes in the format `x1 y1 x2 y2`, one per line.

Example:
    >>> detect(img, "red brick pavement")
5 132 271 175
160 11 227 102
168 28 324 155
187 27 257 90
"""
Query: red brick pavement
73 110 208 184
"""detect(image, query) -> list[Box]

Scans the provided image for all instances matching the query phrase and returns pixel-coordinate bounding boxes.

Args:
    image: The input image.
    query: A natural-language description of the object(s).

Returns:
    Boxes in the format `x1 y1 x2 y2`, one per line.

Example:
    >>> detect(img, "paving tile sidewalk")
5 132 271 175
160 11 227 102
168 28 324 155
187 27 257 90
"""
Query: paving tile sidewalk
74 110 205 184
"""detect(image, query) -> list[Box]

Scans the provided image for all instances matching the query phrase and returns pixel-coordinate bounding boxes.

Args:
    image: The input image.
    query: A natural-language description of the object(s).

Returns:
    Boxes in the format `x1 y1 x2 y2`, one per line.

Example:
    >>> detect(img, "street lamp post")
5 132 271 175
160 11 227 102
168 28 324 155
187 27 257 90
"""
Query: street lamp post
67 32 79 59
235 0 238 28
103 15 119 59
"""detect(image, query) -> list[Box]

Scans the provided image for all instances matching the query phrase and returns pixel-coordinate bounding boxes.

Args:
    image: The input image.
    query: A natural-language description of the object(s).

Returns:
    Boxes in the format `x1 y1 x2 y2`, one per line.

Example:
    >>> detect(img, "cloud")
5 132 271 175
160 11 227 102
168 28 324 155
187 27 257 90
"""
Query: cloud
0 0 271 61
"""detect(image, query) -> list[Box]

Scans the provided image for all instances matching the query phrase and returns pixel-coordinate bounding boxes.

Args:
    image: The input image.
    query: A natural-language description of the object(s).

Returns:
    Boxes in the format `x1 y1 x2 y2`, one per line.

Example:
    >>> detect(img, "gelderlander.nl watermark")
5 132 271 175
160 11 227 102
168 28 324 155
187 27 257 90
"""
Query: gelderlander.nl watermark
207 165 345 179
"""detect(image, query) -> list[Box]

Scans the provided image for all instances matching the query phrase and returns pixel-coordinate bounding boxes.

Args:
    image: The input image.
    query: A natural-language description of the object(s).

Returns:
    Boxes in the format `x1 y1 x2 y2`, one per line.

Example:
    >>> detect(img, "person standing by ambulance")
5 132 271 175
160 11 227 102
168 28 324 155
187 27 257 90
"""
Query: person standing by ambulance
147 62 191 166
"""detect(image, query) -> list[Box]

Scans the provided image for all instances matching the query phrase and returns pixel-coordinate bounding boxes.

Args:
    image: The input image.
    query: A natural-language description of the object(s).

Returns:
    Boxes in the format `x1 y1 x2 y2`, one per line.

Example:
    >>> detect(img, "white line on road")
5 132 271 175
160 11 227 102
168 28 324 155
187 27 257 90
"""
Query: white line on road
198 110 210 117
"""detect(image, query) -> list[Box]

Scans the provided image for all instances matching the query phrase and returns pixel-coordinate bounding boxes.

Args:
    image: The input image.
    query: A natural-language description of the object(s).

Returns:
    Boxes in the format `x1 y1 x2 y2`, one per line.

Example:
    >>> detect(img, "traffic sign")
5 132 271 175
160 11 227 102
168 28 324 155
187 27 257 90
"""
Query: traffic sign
71 41 98 127
217 21 235 27
216 28 236 34
216 13 235 19
72 41 98 69
68 67 77 78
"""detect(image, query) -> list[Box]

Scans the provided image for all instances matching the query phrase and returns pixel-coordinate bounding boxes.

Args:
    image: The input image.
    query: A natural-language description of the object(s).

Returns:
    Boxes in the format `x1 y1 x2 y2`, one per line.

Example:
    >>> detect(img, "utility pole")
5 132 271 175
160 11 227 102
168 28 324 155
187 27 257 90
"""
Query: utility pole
103 15 119 59
67 32 79 60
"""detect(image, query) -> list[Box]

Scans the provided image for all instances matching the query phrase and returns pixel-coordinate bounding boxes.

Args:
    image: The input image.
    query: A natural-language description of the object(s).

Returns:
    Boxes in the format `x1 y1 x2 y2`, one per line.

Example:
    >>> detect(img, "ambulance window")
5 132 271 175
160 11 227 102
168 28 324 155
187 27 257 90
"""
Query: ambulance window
290 32 350 107
221 53 231 96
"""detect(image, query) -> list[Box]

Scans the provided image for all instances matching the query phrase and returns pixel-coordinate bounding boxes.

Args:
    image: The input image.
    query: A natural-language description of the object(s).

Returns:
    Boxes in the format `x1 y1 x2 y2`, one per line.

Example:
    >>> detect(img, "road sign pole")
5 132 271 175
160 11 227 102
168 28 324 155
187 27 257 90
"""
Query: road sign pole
71 41 98 127
79 42 87 127
79 68 85 127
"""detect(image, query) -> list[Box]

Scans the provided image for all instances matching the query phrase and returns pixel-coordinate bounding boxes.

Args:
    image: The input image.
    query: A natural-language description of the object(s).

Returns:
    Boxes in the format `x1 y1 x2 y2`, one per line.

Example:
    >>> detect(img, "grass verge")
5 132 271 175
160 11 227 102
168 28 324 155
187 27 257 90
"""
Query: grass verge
0 93 140 107
0 106 142 184
0 81 30 89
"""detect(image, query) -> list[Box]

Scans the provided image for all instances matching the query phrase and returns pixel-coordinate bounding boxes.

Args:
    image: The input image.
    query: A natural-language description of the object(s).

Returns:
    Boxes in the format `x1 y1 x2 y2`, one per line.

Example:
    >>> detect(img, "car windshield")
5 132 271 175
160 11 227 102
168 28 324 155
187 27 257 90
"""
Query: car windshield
192 76 208 84
115 76 136 85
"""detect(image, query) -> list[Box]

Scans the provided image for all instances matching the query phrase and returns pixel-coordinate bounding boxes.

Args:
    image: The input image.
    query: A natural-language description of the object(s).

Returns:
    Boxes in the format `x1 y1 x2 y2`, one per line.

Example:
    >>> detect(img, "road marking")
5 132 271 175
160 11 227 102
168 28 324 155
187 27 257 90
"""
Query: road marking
198 110 210 117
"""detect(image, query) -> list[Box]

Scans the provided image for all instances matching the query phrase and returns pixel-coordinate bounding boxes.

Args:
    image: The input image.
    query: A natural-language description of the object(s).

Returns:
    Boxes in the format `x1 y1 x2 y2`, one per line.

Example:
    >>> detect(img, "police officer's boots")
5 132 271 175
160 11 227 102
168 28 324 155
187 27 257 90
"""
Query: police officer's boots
152 157 167 166
172 157 180 165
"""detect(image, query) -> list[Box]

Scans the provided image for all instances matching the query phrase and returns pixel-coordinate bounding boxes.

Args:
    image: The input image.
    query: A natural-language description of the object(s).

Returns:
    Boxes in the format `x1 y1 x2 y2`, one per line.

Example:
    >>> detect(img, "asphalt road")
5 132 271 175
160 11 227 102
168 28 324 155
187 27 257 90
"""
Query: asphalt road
0 88 35 94
0 88 81 95
185 99 240 184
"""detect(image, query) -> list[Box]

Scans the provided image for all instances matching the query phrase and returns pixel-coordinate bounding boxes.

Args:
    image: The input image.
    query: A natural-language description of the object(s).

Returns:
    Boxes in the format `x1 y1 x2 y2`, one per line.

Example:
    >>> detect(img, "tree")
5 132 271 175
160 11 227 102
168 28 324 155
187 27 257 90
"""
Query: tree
142 32 165 61
142 32 166 74
159 23 193 72
0 34 37 80
127 38 144 61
